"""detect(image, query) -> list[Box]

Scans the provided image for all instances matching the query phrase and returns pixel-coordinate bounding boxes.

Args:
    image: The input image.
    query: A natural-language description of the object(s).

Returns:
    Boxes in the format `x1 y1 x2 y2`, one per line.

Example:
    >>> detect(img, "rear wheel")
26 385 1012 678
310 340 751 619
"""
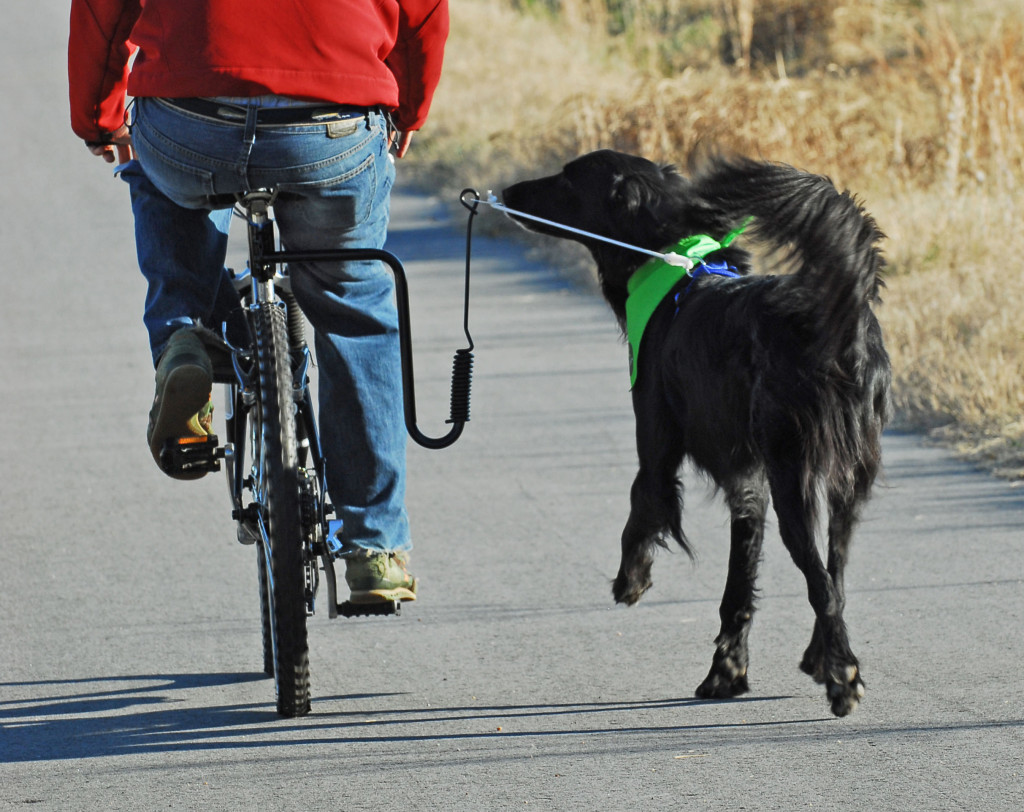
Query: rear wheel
253 303 311 717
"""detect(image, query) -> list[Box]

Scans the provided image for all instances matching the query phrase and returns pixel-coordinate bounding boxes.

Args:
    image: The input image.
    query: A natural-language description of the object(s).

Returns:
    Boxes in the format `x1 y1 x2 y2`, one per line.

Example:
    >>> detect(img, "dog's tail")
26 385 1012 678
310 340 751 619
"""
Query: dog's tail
693 156 885 356
694 157 890 509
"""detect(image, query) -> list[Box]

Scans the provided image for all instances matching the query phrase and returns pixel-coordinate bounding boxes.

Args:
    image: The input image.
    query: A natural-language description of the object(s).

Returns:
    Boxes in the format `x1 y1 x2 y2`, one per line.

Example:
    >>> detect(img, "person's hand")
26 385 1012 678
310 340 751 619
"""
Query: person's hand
87 124 134 164
390 130 415 159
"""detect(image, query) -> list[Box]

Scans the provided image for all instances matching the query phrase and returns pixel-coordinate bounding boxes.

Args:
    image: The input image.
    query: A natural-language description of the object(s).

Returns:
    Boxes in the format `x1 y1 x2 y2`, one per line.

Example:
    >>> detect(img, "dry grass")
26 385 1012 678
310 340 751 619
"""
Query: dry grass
408 0 1024 479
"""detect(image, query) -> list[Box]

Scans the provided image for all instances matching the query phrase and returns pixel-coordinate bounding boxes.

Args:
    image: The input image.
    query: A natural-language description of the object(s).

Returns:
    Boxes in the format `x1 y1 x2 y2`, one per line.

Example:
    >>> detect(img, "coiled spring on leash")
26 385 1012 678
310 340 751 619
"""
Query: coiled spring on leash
449 348 473 424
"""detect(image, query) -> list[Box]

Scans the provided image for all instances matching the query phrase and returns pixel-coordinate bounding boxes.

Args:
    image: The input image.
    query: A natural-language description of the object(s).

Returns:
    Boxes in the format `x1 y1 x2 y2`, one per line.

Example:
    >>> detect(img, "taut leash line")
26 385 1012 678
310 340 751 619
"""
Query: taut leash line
470 193 697 269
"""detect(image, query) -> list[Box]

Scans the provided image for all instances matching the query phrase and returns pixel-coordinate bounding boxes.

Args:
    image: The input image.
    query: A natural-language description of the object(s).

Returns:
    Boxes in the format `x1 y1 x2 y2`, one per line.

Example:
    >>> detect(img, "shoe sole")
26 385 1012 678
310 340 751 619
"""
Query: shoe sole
149 364 213 481
347 580 418 605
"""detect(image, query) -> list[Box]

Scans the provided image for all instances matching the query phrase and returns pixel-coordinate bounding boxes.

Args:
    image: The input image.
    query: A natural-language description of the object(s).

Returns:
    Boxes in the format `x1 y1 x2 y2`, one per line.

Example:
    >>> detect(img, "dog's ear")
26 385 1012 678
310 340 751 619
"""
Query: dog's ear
609 164 686 238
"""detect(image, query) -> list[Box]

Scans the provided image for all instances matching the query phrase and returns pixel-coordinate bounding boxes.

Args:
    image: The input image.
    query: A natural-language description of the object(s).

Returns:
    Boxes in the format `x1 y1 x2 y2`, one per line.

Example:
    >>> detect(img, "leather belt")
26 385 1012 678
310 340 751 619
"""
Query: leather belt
162 97 372 125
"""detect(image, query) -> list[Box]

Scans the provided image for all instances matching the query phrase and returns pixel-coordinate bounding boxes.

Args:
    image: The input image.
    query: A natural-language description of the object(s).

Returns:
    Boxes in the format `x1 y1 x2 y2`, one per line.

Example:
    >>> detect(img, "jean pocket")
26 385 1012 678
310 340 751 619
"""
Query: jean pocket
131 123 219 208
270 148 381 230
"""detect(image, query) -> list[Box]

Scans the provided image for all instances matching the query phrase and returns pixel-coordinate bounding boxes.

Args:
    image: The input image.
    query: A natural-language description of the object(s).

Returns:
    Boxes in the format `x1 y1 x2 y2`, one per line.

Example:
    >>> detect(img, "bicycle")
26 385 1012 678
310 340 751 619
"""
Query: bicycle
157 188 474 718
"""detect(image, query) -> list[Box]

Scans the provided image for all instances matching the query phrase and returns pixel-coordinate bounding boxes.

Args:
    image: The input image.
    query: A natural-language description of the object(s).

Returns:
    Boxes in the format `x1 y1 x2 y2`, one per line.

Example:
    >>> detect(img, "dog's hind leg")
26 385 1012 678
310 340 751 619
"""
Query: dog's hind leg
801 457 877 691
696 473 769 700
612 417 687 606
800 487 858 683
769 464 864 717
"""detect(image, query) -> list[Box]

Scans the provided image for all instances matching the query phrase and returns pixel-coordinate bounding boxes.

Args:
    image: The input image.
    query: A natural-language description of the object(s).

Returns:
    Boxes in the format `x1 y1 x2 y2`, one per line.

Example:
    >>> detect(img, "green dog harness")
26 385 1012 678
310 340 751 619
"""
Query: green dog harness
625 221 750 388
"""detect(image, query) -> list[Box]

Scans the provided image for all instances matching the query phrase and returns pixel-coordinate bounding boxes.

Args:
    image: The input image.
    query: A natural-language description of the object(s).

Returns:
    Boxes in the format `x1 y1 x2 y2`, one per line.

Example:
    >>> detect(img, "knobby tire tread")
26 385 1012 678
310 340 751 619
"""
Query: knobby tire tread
255 304 311 717
257 548 273 676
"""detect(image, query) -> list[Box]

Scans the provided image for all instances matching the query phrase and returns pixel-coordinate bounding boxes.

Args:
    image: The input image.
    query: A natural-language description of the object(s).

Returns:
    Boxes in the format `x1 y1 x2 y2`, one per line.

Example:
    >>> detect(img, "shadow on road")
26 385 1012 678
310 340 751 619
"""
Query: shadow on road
4 672 1022 763
2 673 795 761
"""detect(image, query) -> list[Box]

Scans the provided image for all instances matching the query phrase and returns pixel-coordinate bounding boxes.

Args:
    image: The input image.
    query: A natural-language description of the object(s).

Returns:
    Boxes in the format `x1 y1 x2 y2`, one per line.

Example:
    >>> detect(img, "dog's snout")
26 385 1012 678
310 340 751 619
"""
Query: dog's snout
500 183 521 208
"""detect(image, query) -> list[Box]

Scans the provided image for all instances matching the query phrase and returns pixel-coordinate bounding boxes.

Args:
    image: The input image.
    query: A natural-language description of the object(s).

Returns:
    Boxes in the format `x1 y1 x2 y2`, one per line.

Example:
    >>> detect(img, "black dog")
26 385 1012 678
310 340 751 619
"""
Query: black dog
503 150 891 716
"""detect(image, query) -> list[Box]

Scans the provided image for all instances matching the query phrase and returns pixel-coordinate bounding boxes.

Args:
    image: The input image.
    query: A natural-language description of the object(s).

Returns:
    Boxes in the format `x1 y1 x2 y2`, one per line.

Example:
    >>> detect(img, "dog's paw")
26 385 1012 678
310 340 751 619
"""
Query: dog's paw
611 571 651 606
695 660 750 700
825 664 865 717
612 554 653 606
799 627 827 682
799 650 826 684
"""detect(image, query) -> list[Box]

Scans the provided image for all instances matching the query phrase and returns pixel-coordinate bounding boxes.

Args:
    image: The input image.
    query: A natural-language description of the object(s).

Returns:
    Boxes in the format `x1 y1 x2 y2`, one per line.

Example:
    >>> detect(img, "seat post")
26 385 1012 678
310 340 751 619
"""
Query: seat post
240 190 278 300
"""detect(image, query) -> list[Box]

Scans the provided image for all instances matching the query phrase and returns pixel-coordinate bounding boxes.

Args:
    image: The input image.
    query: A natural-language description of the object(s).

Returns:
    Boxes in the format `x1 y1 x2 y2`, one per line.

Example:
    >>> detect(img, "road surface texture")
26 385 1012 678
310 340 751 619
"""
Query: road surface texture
2 4 1022 810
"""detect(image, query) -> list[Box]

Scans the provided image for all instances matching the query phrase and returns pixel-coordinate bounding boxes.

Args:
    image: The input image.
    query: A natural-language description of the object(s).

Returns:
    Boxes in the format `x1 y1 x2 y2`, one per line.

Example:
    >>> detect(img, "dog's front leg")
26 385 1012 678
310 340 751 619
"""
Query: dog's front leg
613 482 660 605
613 409 687 606
696 474 769 700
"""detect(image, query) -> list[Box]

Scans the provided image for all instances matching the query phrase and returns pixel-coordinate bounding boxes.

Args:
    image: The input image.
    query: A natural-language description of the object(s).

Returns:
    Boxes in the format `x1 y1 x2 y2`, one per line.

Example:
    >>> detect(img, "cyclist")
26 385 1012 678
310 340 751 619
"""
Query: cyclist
68 0 449 605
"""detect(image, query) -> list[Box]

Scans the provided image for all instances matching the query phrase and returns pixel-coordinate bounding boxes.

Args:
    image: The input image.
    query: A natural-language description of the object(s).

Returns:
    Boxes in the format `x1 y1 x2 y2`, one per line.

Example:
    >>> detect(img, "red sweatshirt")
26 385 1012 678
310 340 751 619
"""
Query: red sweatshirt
69 0 449 142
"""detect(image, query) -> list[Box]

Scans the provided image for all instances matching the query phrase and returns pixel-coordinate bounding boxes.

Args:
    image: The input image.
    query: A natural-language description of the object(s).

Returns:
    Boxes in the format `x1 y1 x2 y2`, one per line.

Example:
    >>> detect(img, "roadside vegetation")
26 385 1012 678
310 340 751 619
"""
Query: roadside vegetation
408 0 1024 479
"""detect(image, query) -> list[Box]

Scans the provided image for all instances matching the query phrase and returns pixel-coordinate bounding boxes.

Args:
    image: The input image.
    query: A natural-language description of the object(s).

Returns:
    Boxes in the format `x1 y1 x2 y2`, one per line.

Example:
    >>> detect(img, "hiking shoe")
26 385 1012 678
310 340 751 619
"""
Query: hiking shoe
147 328 214 480
345 550 418 604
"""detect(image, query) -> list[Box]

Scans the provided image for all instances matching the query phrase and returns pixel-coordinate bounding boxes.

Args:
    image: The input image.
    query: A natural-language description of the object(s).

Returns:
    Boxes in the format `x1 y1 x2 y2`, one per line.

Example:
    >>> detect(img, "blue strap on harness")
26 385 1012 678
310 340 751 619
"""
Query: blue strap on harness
678 260 741 302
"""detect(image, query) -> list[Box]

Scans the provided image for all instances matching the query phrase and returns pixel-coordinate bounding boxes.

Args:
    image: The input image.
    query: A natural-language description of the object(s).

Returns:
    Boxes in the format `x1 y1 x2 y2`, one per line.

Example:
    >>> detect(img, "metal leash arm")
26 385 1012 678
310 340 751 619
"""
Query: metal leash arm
263 239 474 450
469 192 696 269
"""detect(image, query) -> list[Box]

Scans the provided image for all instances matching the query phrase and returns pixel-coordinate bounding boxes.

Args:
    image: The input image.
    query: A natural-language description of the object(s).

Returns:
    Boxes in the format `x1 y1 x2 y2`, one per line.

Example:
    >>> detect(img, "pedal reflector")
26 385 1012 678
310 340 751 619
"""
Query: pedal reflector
160 434 222 474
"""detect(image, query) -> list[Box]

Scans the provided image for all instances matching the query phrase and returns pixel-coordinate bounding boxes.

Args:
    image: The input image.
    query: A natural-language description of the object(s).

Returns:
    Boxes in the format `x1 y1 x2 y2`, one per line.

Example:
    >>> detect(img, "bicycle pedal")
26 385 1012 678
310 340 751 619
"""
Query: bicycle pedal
336 600 402 618
159 434 222 475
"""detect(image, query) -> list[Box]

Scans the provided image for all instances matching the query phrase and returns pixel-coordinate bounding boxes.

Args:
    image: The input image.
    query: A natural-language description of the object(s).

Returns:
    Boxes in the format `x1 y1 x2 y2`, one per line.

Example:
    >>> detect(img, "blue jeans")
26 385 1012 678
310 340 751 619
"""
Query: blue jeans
126 96 409 555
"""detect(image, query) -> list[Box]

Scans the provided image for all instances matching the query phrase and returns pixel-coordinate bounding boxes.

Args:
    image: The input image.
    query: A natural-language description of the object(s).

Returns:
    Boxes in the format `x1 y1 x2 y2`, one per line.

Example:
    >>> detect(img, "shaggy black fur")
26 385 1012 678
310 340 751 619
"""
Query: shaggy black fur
503 150 891 717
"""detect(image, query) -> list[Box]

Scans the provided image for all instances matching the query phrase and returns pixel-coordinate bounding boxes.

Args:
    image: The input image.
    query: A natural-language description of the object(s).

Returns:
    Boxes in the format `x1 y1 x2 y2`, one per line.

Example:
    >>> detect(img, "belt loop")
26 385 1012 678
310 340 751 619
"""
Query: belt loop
243 105 258 145
236 104 258 173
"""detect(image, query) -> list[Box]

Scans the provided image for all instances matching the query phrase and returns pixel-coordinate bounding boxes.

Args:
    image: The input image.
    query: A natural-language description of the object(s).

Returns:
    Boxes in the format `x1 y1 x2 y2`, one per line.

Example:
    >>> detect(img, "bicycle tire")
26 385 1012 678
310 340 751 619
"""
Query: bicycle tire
257 546 274 676
253 303 311 717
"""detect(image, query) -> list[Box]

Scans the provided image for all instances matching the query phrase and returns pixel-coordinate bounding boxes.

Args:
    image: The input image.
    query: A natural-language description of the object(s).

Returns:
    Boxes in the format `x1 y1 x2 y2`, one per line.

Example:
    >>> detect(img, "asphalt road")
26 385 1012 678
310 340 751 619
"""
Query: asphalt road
3 4 1023 810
